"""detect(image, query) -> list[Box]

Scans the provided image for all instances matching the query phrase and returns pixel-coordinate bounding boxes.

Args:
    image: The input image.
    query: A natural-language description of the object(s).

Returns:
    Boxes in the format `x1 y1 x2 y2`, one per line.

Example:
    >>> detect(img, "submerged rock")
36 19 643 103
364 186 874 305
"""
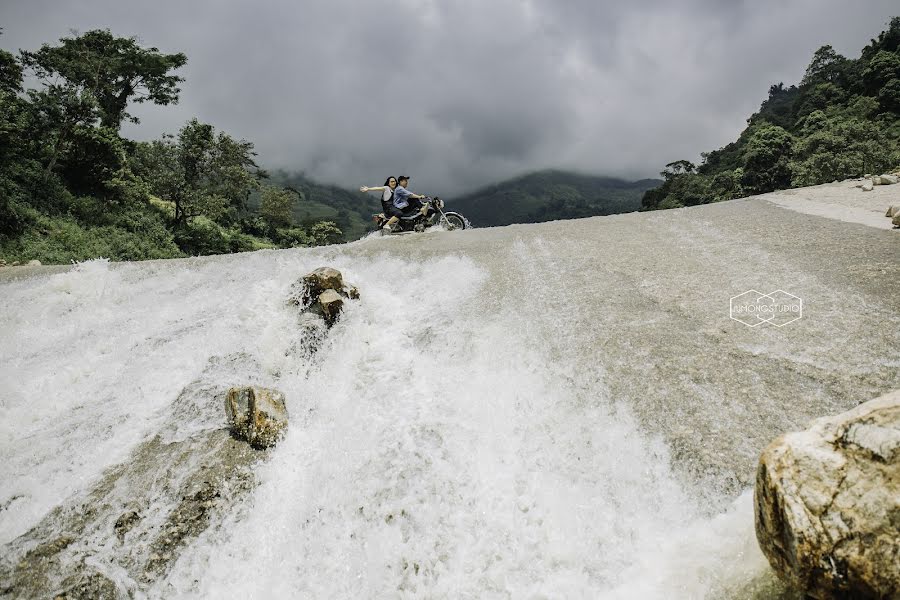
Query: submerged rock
754 389 900 599
344 284 360 300
57 568 118 599
114 509 140 540
224 386 288 448
288 266 344 308
0 357 267 599
288 266 360 329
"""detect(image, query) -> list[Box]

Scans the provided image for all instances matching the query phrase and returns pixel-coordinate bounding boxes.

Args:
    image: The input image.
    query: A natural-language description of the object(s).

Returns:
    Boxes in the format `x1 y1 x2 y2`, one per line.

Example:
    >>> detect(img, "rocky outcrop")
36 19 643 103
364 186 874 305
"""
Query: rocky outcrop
0 358 266 599
288 266 360 328
754 389 900 599
224 386 288 448
873 174 898 186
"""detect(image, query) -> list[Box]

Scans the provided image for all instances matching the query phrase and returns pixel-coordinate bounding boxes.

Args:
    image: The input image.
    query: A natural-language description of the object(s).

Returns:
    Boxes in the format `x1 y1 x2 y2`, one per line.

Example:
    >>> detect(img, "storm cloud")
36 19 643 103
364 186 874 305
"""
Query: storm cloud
1 0 896 195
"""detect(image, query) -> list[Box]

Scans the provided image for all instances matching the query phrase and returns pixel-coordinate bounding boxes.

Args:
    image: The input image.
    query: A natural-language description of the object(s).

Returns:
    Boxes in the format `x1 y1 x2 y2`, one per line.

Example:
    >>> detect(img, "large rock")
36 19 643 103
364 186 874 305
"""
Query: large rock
893 213 900 228
873 174 898 186
861 181 874 192
316 289 344 325
287 266 360 327
754 390 900 599
224 387 288 448
886 206 899 218
288 267 344 308
304 266 343 294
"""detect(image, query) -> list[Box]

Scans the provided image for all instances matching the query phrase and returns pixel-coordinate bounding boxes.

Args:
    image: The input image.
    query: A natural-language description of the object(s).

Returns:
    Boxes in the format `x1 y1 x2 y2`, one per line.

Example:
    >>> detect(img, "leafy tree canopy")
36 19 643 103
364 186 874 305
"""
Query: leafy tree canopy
20 29 187 129
643 16 900 211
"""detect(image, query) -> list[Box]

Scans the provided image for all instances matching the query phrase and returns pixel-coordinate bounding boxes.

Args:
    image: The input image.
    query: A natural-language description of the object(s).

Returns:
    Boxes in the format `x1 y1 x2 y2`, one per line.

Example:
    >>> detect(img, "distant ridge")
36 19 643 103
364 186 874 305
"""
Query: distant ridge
451 170 660 227
265 169 660 238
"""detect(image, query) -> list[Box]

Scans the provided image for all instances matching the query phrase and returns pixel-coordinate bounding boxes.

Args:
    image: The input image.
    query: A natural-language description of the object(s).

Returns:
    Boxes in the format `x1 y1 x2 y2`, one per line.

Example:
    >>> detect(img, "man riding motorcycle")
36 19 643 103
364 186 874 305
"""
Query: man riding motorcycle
391 175 429 224
363 173 468 234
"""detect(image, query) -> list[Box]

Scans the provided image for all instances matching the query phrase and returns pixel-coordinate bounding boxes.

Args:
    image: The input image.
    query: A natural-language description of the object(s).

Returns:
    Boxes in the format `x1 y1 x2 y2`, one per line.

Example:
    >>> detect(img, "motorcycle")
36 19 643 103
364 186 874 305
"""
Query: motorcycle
372 197 468 234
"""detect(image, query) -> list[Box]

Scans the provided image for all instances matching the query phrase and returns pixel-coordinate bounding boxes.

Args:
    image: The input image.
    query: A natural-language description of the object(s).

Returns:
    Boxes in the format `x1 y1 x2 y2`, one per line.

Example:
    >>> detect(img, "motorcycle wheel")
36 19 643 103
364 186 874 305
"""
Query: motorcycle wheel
443 213 466 231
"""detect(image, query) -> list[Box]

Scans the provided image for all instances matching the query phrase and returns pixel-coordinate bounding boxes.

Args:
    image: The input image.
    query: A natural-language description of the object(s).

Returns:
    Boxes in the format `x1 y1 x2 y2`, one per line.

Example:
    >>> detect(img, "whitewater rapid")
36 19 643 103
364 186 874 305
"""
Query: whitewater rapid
1 192 898 598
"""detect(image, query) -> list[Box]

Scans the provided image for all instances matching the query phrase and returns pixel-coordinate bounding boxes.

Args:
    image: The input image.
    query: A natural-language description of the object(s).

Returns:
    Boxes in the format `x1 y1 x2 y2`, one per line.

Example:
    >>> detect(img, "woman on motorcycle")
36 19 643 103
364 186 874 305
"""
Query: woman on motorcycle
360 176 401 232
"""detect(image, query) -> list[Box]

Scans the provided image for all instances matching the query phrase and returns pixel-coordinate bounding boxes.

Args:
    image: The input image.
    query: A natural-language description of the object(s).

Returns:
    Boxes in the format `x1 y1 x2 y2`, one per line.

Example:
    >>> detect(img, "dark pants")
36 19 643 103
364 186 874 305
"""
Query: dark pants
400 199 423 217
387 199 422 218
381 200 400 218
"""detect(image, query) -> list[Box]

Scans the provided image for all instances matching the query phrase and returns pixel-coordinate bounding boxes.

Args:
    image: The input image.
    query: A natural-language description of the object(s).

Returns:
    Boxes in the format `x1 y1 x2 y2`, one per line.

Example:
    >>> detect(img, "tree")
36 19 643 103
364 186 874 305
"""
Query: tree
741 125 794 194
0 41 26 165
309 221 343 246
862 50 900 112
20 29 187 130
133 119 262 226
801 45 849 87
749 83 800 129
59 125 127 196
790 112 897 186
24 84 102 185
0 49 22 94
710 169 744 201
259 185 296 230
660 160 696 181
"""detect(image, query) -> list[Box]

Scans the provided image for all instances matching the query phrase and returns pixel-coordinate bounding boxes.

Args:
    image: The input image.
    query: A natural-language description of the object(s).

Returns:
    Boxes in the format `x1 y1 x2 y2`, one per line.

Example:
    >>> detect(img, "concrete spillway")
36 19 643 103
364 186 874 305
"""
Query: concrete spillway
1 181 898 598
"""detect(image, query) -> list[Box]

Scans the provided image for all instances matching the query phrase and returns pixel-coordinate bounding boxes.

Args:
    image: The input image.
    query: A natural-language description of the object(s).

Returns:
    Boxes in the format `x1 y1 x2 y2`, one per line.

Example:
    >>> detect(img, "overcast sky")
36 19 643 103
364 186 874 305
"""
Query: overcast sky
1 1 897 195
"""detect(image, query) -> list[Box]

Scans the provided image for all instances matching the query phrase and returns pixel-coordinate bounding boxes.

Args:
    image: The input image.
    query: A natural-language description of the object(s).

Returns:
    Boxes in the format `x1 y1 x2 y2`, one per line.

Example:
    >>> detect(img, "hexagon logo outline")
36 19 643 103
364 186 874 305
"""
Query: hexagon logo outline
730 289 803 328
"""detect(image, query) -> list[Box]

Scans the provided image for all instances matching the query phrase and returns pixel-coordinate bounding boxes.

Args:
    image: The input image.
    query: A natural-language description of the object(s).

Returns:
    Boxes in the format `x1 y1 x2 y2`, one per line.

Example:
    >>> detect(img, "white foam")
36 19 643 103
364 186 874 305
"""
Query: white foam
1 247 779 597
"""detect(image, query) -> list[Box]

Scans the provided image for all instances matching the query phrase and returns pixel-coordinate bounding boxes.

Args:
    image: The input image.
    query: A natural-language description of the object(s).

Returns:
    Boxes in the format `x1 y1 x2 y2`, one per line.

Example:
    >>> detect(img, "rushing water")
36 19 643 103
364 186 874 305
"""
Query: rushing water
1 199 898 598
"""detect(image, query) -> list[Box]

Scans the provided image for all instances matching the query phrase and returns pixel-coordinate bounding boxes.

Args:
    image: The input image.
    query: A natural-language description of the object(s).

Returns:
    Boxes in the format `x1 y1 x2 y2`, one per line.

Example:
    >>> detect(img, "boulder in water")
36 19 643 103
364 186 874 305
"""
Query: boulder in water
316 289 344 325
861 181 874 192
344 284 360 300
754 389 900 599
873 174 898 185
27 259 41 266
289 266 344 307
288 266 359 327
224 387 288 448
304 266 343 294
886 206 899 218
893 213 900 228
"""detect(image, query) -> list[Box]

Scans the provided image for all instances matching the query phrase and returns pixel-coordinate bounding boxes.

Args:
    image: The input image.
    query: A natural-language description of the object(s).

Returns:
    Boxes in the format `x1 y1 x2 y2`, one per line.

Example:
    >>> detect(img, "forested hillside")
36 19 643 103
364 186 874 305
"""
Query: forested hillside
0 29 342 265
259 171 380 242
642 17 900 210
452 170 659 227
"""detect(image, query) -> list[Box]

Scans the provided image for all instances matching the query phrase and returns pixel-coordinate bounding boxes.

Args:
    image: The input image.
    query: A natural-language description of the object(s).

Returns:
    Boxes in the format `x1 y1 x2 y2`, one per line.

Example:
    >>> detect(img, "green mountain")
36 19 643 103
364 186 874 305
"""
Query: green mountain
264 170 660 237
260 170 380 241
642 16 900 211
449 170 659 227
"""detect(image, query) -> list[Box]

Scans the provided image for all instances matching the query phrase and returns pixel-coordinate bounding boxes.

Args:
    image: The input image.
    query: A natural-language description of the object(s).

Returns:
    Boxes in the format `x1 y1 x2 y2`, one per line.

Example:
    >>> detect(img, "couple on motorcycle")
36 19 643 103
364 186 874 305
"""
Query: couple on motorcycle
359 175 429 233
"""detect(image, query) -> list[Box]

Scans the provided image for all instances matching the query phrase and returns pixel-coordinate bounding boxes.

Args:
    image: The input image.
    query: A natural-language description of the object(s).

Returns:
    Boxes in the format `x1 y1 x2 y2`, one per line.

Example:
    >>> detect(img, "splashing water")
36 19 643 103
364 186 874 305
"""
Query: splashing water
2 200 898 598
